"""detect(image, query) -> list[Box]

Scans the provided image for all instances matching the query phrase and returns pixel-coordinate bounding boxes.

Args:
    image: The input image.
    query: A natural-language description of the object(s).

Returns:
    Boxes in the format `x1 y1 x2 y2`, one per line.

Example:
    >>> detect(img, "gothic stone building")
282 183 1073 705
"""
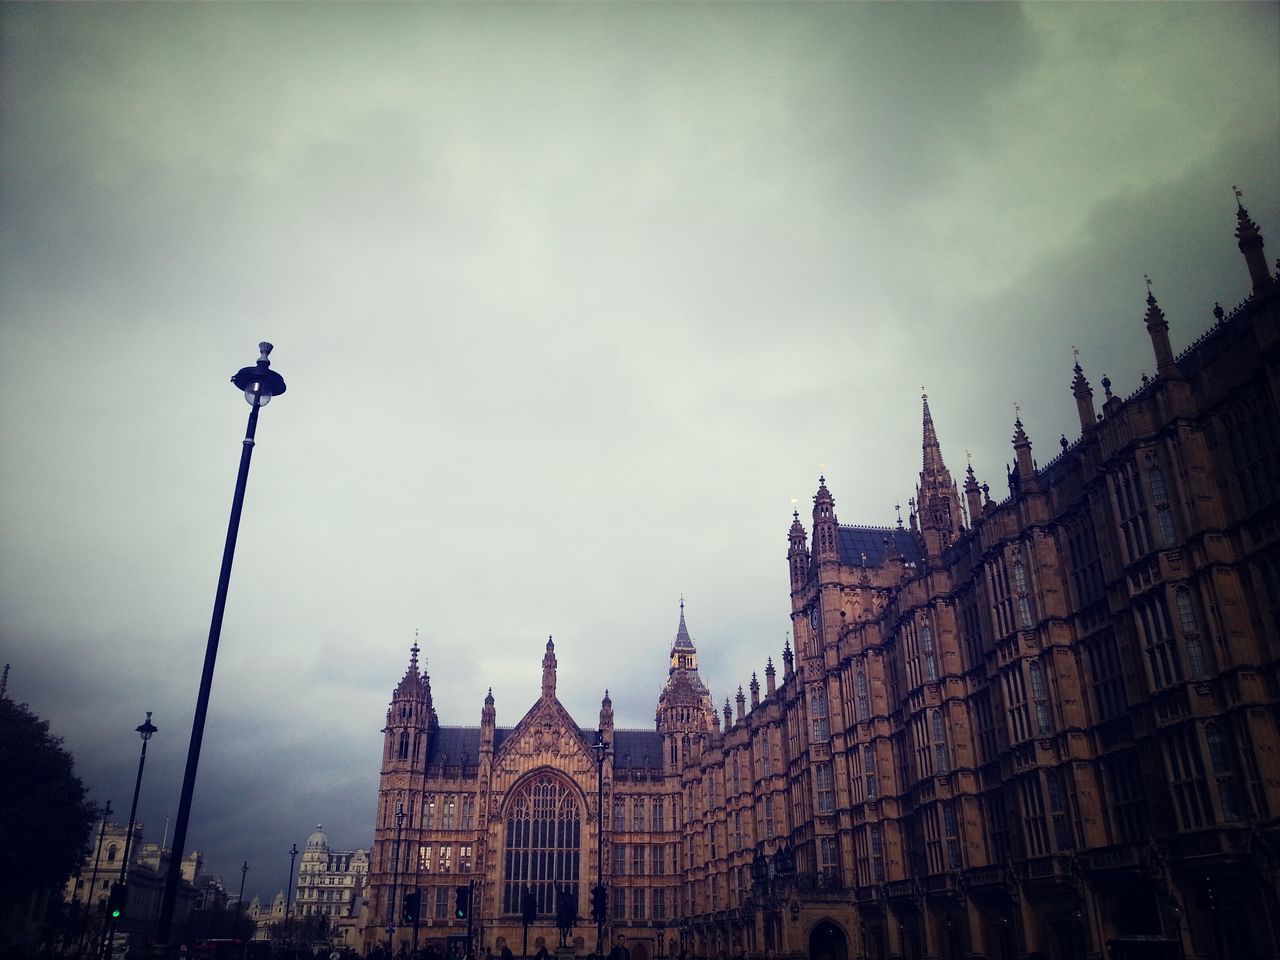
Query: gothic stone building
369 200 1280 960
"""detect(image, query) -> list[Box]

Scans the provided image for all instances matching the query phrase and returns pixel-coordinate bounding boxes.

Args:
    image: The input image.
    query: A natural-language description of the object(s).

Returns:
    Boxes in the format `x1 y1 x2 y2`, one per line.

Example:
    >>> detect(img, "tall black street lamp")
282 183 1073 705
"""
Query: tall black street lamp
285 844 299 951
103 713 157 958
590 733 610 958
155 344 286 951
387 803 406 951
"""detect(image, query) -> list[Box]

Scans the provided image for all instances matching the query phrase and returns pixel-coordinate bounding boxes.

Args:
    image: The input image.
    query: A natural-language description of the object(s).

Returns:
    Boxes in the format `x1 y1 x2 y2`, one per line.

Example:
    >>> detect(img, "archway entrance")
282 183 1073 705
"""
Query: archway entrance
809 920 849 960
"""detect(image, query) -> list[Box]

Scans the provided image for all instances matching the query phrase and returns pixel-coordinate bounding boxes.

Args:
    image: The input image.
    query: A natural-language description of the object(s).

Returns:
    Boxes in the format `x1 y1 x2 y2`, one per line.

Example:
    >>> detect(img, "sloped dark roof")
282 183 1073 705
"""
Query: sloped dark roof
611 729 663 771
425 726 482 764
836 525 923 566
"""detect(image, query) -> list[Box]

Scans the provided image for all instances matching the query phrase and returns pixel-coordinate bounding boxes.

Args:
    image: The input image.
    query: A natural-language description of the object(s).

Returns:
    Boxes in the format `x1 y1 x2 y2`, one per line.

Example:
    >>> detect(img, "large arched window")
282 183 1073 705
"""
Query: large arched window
502 773 581 916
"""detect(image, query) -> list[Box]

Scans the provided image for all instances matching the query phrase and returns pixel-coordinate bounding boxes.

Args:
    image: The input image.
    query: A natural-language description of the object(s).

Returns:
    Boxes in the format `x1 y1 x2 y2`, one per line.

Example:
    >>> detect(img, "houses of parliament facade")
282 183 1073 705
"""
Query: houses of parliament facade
366 201 1280 960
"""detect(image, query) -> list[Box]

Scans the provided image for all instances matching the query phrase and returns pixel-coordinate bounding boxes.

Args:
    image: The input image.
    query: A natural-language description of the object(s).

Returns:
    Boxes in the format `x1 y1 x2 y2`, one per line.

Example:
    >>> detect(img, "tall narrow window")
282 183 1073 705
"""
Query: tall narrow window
810 684 829 743
502 774 582 916
931 709 950 774
1206 724 1241 822
1147 457 1177 546
815 762 835 814
856 671 870 721
1029 660 1053 735
613 798 626 832
863 744 878 800
921 624 938 682
1045 769 1074 850
1176 589 1208 678
1013 556 1034 628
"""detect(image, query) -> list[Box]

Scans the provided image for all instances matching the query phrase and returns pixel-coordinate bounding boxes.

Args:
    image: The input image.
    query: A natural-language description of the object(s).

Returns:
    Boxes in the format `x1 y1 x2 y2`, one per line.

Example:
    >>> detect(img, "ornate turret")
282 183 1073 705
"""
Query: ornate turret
480 687 495 754
1234 187 1273 294
655 600 716 772
787 511 809 590
964 461 983 525
783 636 794 678
735 685 746 723
599 689 614 737
749 672 760 710
812 477 838 562
765 657 777 697
917 393 963 556
541 636 557 700
1011 416 1039 495
1071 356 1096 432
383 638 436 770
1142 279 1179 380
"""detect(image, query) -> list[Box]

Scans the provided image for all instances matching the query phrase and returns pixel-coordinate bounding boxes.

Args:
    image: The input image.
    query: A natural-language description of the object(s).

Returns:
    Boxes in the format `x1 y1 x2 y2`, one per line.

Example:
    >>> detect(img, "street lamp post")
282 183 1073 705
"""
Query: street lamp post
591 733 609 958
388 804 406 952
81 801 113 958
103 714 157 959
655 921 666 960
285 844 299 953
235 863 248 937
154 344 286 953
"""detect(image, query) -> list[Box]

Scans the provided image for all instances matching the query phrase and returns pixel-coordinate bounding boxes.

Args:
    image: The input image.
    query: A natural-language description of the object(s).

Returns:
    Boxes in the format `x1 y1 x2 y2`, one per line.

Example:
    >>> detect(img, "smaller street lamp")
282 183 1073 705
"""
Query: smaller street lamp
285 844 299 952
235 862 249 933
387 804 406 950
81 800 112 958
590 734 610 957
656 920 666 960
102 714 157 960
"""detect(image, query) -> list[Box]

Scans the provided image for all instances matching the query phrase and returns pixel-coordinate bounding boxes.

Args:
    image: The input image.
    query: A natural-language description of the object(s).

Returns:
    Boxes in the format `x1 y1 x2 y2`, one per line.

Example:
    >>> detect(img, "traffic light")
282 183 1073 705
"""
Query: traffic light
107 882 127 920
590 885 607 924
401 891 420 924
454 885 471 920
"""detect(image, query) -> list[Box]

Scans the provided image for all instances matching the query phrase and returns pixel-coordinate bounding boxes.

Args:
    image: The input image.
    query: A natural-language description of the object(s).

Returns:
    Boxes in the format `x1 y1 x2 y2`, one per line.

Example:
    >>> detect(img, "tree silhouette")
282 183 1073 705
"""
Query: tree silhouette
0 698 97 911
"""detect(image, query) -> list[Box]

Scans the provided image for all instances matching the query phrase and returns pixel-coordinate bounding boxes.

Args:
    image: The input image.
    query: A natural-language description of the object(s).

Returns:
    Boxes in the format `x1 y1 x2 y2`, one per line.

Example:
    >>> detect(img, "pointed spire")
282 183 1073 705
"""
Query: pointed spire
1011 414 1039 494
673 598 695 651
782 634 794 677
723 697 732 729
749 672 760 709
916 392 962 553
765 657 777 696
1071 350 1097 431
964 460 983 523
1142 277 1179 379
921 393 944 478
735 685 746 722
1234 185 1273 293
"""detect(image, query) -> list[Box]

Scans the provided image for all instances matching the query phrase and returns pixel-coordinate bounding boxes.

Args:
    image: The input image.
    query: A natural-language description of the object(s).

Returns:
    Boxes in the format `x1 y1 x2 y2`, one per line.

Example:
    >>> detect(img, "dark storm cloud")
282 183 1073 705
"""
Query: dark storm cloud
2 1 1276 900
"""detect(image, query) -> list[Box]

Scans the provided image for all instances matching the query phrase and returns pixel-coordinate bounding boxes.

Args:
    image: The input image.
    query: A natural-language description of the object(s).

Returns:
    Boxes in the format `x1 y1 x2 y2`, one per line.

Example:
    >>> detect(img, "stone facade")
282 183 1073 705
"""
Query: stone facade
369 200 1280 960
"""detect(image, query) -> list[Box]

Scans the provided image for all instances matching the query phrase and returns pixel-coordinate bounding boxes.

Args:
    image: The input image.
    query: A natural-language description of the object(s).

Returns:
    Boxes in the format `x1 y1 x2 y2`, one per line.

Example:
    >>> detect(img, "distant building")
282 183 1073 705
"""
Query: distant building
295 827 370 949
64 821 201 953
367 199 1280 960
65 818 132 913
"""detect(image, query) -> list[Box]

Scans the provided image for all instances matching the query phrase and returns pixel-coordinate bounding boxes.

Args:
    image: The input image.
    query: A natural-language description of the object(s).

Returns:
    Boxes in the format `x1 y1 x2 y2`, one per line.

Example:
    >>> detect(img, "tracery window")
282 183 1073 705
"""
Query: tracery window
502 774 581 916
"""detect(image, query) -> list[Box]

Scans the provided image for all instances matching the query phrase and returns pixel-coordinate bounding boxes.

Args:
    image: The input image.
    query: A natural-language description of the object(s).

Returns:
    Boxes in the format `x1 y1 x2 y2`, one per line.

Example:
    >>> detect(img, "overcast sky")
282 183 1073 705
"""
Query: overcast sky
2 2 1277 905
